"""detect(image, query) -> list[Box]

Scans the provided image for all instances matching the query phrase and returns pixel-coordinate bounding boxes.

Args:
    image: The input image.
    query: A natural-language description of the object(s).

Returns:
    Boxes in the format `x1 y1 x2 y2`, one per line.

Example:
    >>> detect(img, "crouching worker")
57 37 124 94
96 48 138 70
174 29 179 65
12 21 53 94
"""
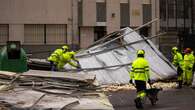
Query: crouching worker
57 51 81 70
47 45 69 71
129 49 151 109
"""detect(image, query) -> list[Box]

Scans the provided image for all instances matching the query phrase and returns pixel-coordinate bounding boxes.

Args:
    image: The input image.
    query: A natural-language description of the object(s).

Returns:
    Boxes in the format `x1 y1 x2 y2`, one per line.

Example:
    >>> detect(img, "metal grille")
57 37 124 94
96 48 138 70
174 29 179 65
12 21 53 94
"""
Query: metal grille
24 24 44 44
46 24 67 44
0 24 8 44
96 2 106 22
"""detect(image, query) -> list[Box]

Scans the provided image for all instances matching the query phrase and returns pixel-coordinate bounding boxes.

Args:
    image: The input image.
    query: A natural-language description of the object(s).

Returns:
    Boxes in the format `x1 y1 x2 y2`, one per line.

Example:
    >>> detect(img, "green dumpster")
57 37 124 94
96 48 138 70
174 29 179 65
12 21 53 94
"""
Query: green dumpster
0 41 28 73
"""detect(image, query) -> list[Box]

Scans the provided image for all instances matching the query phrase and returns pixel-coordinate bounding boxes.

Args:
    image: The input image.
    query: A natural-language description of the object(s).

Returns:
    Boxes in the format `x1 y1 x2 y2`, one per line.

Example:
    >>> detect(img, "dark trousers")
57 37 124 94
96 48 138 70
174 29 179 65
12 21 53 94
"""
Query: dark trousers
135 80 146 93
50 61 57 71
177 66 183 88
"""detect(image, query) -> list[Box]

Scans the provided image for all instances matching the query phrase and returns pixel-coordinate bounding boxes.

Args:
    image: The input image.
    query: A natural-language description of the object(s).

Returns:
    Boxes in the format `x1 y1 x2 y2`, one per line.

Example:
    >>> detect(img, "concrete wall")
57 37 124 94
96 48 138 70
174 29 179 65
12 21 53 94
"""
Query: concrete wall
0 0 160 55
82 0 96 26
130 0 143 27
0 0 71 24
80 27 94 48
151 0 160 47
106 0 120 33
9 24 24 43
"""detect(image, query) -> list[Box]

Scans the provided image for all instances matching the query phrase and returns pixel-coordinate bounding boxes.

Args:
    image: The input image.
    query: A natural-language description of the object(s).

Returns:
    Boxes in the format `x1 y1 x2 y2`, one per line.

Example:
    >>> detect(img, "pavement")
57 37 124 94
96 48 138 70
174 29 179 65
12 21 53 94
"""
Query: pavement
107 86 195 110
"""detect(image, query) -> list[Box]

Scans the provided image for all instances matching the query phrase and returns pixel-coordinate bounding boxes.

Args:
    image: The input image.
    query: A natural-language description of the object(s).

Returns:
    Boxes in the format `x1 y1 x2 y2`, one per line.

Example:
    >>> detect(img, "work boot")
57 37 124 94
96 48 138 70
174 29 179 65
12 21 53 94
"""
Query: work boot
176 81 182 89
134 97 143 109
176 85 182 89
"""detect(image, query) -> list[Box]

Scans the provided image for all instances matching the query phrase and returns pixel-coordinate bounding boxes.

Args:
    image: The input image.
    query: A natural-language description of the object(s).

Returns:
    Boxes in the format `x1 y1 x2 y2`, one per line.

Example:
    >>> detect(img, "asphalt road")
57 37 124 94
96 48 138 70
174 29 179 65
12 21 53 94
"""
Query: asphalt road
107 86 195 110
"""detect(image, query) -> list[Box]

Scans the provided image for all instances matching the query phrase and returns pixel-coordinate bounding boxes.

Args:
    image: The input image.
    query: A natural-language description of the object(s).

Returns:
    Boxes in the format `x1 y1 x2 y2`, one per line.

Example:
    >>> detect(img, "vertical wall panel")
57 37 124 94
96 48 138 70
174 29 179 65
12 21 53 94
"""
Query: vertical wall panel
24 24 44 44
120 3 130 27
46 24 67 44
130 0 143 26
0 24 8 44
106 0 120 33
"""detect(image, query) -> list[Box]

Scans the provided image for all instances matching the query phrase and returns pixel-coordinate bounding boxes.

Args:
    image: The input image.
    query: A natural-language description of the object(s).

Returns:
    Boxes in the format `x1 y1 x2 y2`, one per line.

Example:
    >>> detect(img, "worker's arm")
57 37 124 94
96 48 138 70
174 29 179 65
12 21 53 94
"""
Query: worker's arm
172 54 178 66
145 61 150 81
129 64 135 80
71 57 81 68
68 60 80 68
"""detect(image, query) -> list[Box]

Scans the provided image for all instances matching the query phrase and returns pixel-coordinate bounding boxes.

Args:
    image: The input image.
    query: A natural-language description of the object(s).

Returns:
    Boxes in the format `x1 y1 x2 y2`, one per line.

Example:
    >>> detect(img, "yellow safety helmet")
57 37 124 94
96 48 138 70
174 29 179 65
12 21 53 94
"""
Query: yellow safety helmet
137 49 145 57
172 47 178 52
62 45 69 51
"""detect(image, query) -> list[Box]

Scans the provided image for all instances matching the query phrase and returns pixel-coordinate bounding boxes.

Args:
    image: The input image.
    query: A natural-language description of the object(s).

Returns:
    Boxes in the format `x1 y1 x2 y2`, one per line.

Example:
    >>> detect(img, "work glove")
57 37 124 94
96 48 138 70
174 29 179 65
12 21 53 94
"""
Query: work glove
148 79 152 84
177 67 183 76
129 80 133 84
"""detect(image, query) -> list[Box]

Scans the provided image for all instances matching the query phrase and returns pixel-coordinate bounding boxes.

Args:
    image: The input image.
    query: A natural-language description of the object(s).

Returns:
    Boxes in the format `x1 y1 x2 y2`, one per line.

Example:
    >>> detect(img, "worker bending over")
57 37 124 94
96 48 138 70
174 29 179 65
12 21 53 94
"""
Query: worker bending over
129 49 151 109
57 51 81 70
171 47 183 88
47 45 69 71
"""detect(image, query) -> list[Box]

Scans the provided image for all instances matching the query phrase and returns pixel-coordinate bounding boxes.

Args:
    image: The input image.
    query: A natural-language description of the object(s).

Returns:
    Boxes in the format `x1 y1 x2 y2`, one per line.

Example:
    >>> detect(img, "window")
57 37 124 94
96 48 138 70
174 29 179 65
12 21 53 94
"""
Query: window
160 0 167 20
24 24 44 44
78 0 83 26
143 4 151 24
120 3 130 27
96 2 106 22
168 0 175 19
0 24 9 44
24 24 67 44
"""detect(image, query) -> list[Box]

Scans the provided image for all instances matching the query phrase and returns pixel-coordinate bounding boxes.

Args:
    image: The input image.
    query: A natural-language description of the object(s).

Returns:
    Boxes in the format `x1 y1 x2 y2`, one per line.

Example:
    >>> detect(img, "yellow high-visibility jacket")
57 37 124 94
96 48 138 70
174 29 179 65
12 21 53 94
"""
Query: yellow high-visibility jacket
184 53 194 70
47 48 64 64
130 57 150 81
172 52 183 68
57 52 78 69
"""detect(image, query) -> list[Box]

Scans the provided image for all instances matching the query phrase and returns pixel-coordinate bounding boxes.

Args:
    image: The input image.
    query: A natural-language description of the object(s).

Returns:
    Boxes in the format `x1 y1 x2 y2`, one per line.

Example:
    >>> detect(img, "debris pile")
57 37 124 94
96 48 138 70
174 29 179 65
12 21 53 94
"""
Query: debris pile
102 82 177 92
0 70 113 110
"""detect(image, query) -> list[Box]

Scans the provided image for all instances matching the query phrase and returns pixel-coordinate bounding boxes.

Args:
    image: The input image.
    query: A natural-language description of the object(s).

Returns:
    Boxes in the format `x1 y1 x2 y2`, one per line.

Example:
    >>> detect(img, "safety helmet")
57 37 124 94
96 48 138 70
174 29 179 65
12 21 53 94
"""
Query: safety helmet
184 48 191 54
172 47 178 52
137 49 145 57
62 45 69 51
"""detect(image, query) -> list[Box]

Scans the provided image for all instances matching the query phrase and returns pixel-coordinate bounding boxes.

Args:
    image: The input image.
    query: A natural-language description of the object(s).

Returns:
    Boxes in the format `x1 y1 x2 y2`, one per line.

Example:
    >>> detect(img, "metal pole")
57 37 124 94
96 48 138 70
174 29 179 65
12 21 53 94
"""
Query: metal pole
76 32 166 58
90 18 159 51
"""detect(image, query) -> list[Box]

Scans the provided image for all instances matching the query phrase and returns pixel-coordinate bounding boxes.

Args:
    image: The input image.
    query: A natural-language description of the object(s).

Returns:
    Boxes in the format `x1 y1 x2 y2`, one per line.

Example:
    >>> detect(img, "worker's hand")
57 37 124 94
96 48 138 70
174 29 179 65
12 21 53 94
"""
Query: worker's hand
148 79 151 84
77 65 81 69
129 80 133 84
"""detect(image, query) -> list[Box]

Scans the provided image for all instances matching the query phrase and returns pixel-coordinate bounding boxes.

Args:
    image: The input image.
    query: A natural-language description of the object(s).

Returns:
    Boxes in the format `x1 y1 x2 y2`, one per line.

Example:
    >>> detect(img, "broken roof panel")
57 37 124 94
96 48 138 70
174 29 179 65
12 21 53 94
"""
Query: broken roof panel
77 27 177 85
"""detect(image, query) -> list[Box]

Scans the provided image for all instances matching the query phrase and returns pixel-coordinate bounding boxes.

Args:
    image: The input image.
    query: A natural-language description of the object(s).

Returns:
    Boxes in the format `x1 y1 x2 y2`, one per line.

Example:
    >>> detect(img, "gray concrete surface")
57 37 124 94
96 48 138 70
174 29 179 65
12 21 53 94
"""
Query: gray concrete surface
108 87 195 110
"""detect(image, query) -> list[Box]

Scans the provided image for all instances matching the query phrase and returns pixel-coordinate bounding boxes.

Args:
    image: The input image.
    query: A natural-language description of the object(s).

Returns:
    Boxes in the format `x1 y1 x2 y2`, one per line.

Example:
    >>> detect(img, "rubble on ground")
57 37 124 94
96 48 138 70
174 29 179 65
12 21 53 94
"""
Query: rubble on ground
102 82 177 92
0 70 114 110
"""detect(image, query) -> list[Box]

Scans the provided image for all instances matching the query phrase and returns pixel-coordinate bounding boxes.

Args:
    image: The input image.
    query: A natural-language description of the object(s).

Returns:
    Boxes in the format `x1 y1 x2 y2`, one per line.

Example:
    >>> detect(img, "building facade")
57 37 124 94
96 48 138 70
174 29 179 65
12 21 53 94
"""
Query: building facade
0 0 159 58
159 0 195 59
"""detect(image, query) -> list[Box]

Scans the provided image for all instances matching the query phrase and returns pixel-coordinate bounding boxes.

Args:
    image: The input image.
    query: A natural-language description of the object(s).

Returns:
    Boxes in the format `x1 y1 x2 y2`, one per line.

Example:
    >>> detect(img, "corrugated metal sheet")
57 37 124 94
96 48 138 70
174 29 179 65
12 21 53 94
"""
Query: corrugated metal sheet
77 27 177 85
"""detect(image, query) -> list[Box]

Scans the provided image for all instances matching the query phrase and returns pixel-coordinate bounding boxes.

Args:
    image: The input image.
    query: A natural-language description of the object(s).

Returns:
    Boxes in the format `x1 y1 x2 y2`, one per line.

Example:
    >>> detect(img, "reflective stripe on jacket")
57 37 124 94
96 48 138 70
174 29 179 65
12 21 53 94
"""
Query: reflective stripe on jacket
130 57 150 81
